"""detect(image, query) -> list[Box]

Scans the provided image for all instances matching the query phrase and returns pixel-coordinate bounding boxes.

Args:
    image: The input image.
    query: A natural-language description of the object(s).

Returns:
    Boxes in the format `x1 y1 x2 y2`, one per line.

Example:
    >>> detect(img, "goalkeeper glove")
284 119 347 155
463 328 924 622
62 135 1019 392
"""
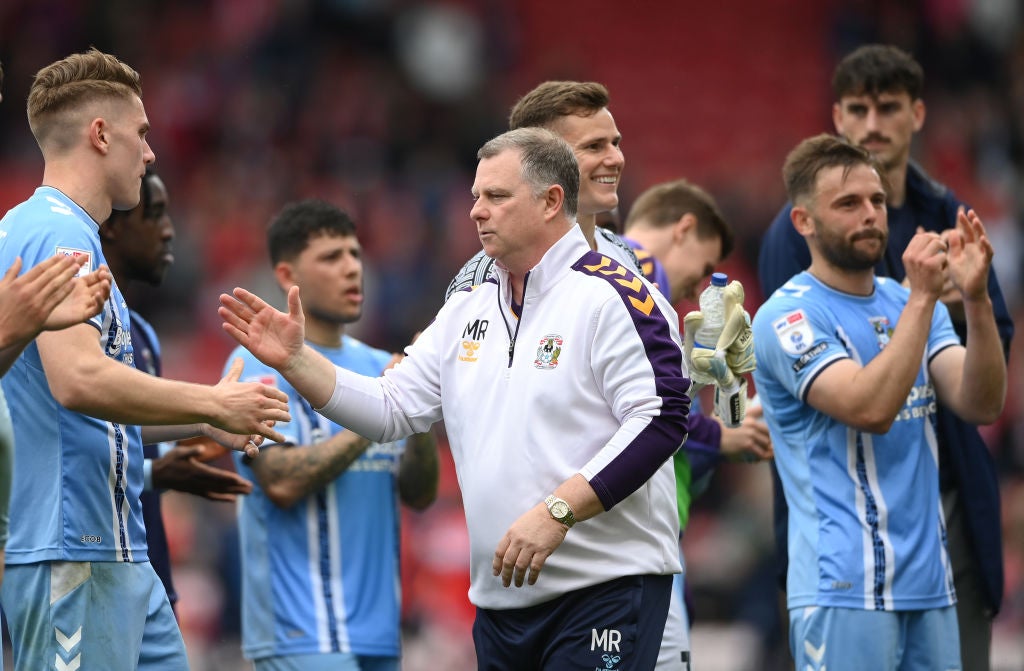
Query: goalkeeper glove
720 280 755 375
683 280 756 428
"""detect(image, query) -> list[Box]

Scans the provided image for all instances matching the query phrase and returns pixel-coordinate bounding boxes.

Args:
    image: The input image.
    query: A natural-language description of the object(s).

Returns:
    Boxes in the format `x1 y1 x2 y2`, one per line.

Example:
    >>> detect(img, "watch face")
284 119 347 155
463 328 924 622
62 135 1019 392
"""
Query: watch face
551 501 569 518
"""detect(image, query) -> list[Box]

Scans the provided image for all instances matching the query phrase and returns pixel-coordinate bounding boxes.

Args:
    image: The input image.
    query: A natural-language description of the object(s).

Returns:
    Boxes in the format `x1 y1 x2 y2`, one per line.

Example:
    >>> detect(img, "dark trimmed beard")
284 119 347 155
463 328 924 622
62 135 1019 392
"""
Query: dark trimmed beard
813 218 887 271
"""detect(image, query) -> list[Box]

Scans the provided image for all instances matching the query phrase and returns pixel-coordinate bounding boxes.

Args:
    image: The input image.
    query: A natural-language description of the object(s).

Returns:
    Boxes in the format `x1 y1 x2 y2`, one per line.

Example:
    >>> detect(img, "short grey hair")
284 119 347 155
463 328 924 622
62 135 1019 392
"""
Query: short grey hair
477 127 579 219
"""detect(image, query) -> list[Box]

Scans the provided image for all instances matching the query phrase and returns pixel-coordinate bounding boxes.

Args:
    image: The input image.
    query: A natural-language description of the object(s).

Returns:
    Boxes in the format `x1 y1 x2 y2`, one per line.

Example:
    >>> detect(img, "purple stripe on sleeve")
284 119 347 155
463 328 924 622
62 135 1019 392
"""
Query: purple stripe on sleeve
573 252 691 509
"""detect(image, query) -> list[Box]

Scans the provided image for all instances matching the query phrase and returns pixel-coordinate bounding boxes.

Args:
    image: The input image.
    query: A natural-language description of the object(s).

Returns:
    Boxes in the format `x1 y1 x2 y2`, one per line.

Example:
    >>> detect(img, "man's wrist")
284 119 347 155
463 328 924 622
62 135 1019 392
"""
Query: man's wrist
544 495 576 528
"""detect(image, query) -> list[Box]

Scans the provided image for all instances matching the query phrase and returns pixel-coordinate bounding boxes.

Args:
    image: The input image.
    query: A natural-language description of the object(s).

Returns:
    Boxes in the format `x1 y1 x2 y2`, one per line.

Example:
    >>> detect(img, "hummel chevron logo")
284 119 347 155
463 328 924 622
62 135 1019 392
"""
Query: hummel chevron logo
804 639 825 667
615 276 643 292
583 257 627 278
55 627 82 652
580 257 655 316
56 654 81 671
628 295 654 315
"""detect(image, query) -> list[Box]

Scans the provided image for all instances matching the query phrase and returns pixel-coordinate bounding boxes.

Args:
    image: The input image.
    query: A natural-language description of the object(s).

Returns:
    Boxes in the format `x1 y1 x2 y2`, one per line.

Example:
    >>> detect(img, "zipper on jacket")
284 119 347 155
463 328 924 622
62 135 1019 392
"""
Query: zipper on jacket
503 272 529 368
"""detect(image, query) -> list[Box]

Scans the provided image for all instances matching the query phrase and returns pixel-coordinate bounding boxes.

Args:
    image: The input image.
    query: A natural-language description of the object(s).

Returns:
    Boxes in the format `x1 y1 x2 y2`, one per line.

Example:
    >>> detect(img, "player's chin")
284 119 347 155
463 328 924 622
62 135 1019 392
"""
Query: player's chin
479 238 501 258
339 305 363 323
591 183 619 203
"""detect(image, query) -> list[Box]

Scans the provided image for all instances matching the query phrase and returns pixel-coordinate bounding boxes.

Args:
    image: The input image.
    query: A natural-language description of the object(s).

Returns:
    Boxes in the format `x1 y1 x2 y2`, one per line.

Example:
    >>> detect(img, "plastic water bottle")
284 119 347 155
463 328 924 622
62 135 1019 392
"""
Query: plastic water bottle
689 272 728 385
694 272 728 351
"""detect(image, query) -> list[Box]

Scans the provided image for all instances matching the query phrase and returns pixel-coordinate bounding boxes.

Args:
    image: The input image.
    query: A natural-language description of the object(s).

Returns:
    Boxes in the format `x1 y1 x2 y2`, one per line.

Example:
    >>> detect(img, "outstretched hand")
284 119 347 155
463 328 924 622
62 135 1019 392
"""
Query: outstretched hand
0 255 110 348
201 422 274 459
210 358 291 444
944 208 993 303
45 264 112 331
219 286 306 372
152 443 253 502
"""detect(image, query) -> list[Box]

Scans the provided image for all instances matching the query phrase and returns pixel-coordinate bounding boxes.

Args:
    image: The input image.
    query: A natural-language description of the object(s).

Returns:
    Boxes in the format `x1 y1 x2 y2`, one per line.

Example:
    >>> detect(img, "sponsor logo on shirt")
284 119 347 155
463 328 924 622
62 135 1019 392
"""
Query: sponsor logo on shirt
534 334 563 370
105 315 130 360
459 340 481 362
55 247 92 276
895 383 938 422
773 309 814 356
459 319 488 362
868 316 893 350
792 342 827 372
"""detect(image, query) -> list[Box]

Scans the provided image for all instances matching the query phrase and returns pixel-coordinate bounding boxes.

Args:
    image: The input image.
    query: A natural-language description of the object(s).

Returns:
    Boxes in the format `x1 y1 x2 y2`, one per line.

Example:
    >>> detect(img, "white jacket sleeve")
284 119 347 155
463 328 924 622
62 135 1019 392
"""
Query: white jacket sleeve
317 319 445 442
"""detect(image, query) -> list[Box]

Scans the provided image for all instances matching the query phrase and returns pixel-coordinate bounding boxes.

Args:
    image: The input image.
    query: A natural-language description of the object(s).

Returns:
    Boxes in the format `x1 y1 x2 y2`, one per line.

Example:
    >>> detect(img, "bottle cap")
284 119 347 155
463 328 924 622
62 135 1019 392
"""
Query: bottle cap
710 272 728 287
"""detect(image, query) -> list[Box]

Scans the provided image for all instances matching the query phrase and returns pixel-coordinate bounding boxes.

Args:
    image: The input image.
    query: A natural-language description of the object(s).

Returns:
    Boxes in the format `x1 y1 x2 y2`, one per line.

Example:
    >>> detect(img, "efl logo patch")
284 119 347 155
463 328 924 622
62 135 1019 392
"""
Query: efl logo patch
773 309 814 356
534 334 562 370
55 247 92 277
245 374 278 387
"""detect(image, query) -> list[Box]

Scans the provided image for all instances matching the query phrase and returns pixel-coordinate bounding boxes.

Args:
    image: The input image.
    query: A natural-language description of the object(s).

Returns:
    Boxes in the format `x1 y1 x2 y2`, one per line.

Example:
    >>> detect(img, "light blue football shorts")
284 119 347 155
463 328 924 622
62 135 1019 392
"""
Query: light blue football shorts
2 560 187 671
255 652 399 671
789 604 960 671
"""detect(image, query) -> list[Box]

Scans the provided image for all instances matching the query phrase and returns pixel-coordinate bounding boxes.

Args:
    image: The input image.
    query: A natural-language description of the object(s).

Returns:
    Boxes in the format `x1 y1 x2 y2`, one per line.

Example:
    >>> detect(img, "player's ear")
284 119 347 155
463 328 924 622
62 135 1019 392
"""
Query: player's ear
273 261 297 292
673 213 697 244
791 206 814 237
911 98 925 133
544 184 565 221
90 117 109 154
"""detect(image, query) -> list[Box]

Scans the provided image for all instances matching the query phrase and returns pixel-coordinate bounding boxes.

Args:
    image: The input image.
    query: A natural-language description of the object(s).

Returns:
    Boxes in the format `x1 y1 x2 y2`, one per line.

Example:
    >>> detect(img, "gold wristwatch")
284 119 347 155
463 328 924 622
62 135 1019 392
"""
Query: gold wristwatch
544 495 576 528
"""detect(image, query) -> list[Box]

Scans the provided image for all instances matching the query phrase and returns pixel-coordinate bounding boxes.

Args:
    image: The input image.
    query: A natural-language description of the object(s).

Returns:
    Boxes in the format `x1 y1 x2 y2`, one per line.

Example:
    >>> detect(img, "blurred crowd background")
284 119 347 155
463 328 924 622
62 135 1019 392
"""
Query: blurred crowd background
2 0 1024 669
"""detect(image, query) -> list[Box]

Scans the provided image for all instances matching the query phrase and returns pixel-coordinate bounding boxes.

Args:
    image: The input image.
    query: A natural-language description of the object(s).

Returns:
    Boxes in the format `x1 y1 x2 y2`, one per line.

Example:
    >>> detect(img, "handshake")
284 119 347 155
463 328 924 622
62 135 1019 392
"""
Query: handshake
683 280 756 428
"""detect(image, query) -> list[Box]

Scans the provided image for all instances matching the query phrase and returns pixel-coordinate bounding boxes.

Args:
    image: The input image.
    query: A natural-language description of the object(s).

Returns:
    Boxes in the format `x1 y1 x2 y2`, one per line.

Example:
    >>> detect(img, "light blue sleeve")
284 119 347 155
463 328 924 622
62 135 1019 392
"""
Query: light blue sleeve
16 212 107 331
753 296 849 403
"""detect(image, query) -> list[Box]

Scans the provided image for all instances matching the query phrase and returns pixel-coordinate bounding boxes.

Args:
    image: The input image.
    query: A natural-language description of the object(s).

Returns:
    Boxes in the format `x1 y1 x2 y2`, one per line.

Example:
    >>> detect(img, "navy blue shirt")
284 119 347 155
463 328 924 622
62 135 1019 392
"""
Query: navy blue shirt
130 310 178 608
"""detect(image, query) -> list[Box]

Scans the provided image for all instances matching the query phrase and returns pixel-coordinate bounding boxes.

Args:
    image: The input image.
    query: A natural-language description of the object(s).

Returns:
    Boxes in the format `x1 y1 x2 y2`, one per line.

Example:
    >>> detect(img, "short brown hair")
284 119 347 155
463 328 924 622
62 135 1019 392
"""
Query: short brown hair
478 127 579 219
27 48 142 149
508 81 609 130
783 134 887 205
624 179 734 260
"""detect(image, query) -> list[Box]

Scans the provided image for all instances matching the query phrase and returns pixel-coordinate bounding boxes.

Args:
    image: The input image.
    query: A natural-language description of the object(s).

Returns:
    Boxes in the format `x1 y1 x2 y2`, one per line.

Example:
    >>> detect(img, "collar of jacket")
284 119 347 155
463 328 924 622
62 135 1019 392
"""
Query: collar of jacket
490 223 591 302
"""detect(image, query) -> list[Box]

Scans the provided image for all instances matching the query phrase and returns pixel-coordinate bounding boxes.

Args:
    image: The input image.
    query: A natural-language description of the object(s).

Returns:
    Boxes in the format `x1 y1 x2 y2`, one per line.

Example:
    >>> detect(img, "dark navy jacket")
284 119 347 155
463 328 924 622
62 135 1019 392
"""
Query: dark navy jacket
131 310 178 608
757 162 1014 614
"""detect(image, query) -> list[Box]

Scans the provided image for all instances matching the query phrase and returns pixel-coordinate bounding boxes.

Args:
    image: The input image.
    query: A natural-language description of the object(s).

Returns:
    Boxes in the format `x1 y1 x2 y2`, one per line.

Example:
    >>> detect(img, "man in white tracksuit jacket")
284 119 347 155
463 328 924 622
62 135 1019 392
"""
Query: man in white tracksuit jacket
219 127 691 671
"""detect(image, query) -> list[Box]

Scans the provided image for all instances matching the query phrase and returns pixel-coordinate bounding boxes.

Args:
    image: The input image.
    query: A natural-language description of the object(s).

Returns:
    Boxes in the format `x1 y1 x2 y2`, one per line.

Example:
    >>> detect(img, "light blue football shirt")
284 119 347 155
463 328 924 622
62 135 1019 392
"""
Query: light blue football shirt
0 187 146 563
752 271 960 611
229 337 408 660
